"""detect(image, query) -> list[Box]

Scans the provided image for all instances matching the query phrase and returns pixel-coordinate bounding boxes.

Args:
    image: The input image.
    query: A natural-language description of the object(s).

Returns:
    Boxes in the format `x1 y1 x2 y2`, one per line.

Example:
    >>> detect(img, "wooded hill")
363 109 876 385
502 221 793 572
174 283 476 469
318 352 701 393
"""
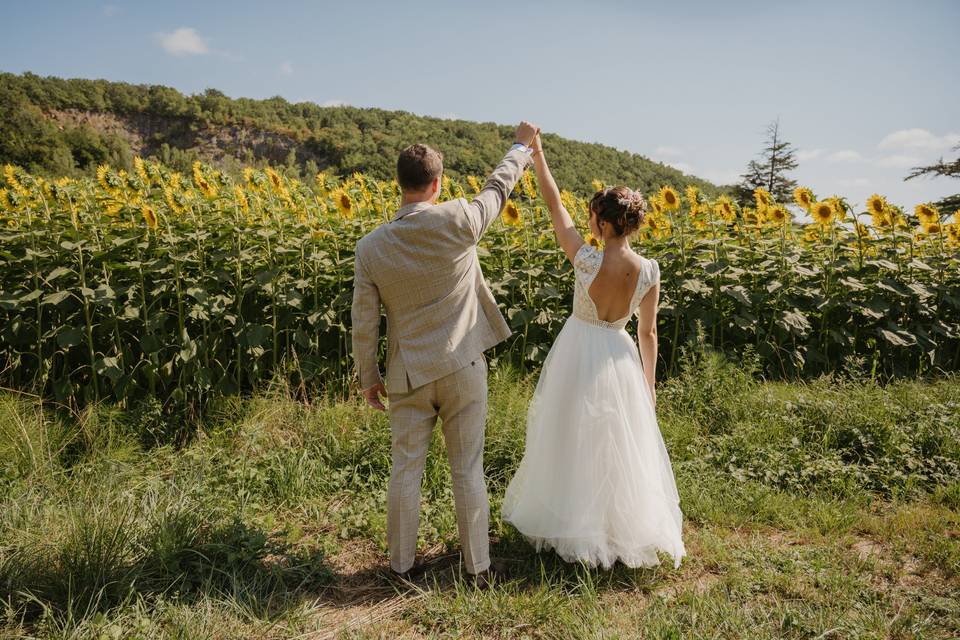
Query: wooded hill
0 72 722 196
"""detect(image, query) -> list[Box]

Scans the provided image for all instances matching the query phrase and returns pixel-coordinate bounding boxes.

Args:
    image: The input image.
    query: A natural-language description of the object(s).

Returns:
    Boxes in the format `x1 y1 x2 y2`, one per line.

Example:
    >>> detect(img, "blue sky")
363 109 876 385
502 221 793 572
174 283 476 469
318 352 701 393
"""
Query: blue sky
3 0 958 211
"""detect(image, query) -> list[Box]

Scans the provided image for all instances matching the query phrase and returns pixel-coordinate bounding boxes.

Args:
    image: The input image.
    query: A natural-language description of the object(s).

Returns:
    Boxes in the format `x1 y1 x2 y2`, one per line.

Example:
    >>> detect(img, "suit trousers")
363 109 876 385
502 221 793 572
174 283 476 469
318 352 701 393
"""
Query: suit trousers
386 356 490 574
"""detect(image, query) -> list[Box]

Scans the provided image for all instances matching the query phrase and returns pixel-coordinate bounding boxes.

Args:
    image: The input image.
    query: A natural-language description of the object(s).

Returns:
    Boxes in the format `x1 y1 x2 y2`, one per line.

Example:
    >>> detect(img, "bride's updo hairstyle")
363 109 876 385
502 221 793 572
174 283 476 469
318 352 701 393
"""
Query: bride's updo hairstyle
588 186 647 236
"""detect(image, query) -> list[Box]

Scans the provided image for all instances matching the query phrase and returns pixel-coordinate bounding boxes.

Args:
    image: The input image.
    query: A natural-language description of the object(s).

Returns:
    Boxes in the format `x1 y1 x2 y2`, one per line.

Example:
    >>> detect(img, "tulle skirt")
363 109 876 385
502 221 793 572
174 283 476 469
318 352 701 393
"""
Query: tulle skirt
502 315 686 569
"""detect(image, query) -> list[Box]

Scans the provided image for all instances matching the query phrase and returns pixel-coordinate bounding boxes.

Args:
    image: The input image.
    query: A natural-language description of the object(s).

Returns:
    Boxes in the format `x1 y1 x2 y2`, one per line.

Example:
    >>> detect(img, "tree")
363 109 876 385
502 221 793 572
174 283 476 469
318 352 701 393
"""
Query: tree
905 145 960 213
736 119 798 206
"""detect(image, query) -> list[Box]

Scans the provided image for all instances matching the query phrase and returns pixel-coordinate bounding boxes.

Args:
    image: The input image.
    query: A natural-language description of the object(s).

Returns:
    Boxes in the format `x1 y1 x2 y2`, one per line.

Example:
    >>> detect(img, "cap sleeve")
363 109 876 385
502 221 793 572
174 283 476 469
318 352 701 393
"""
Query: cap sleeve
648 258 660 286
573 243 601 278
634 258 660 316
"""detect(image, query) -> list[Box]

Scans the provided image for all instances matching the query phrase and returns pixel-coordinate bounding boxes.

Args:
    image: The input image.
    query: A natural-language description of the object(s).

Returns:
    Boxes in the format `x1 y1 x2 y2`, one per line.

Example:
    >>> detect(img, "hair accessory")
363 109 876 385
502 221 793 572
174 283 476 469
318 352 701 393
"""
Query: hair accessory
616 190 647 214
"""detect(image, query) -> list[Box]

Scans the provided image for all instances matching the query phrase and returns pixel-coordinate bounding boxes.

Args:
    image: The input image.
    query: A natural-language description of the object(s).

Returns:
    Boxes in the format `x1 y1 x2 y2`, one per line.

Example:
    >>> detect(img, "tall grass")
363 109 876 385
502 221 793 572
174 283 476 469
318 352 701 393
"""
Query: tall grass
1 352 958 637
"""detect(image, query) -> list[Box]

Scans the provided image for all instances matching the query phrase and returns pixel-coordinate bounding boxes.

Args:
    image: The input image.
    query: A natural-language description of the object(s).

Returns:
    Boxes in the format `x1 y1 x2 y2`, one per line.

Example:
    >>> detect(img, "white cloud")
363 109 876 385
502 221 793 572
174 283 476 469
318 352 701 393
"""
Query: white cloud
102 5 120 17
876 154 922 168
796 148 823 161
655 145 684 157
666 161 693 174
321 99 349 107
279 61 293 76
878 128 960 152
826 150 863 163
439 112 460 120
157 27 210 56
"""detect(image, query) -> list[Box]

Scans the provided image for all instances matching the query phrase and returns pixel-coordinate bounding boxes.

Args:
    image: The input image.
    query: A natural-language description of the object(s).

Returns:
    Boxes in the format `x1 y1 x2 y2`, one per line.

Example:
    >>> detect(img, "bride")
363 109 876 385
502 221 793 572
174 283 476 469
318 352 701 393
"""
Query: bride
501 132 686 570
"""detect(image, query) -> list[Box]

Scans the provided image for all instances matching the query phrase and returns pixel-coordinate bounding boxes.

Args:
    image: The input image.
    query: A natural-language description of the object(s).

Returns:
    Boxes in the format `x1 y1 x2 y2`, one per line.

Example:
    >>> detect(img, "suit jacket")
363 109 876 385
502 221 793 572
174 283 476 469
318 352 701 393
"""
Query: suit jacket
351 147 531 394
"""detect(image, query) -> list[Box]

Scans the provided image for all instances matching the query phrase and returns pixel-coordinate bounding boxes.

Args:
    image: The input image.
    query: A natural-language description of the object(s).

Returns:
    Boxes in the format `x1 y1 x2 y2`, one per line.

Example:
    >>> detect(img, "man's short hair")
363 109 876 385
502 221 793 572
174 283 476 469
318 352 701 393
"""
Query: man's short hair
397 144 443 191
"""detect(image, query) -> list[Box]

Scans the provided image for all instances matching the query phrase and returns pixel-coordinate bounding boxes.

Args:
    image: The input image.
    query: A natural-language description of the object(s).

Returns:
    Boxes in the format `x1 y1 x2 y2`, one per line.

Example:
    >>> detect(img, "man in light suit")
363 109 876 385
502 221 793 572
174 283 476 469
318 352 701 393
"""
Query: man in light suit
351 121 539 583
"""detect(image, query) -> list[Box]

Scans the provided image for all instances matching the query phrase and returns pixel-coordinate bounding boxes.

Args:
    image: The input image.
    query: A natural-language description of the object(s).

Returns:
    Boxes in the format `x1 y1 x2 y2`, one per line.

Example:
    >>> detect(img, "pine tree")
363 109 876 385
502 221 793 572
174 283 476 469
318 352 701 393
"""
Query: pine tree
905 145 960 212
735 120 798 206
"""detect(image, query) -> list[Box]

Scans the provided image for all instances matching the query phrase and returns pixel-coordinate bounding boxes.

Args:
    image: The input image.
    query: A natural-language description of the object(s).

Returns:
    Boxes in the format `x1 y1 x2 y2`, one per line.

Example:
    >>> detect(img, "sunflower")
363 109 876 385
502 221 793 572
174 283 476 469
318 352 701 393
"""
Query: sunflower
332 189 353 218
192 161 219 199
915 203 938 224
502 199 521 226
753 187 772 210
922 221 942 235
314 172 329 196
946 223 960 246
163 188 187 215
521 171 537 200
3 164 27 196
954 210 960 224
96 165 113 193
793 187 814 211
141 205 158 229
591 179 604 193
649 197 663 217
243 167 258 190
870 205 892 228
866 194 887 216
659 186 680 211
466 175 480 194
265 168 287 197
585 233 602 248
685 185 700 207
715 196 736 223
134 156 149 184
803 224 822 243
811 201 835 226
828 196 846 221
560 190 580 217
769 205 789 226
854 222 869 238
233 185 249 214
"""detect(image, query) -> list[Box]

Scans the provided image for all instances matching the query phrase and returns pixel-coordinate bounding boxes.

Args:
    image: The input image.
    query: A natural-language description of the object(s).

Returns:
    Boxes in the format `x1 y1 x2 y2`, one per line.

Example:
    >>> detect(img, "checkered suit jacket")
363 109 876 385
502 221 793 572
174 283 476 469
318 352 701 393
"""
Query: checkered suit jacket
351 147 531 393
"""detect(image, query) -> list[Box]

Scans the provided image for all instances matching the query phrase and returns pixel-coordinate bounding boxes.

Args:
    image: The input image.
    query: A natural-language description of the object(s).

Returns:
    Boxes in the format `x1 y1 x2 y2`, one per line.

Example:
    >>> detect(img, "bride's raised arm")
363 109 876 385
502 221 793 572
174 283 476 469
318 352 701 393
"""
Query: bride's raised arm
531 134 584 263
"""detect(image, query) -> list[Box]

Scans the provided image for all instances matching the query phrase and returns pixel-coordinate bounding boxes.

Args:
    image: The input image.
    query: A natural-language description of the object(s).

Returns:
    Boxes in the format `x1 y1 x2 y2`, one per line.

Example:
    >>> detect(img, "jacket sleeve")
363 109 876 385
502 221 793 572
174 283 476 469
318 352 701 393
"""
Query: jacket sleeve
350 249 383 390
462 147 532 242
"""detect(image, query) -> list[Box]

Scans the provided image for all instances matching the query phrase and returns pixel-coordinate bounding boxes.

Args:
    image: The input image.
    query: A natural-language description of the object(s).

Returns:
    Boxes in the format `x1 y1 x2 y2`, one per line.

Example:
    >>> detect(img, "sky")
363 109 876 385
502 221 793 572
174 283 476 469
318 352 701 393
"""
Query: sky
2 0 958 211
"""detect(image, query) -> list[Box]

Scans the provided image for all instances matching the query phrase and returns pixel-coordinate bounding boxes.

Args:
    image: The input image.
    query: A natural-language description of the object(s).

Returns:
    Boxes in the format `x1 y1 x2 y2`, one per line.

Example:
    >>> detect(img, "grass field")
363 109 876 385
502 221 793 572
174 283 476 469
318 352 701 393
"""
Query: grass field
1 351 959 639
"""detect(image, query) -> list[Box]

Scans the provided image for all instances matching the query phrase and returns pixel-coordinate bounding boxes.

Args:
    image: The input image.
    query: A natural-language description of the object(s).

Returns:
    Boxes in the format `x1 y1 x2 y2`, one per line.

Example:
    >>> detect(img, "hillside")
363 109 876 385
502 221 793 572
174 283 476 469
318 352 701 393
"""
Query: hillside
0 71 721 196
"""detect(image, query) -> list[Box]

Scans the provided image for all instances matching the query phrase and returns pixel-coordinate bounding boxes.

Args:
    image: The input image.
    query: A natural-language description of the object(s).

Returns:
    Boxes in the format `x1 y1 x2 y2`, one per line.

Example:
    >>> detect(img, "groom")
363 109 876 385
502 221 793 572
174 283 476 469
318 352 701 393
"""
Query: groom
351 121 539 581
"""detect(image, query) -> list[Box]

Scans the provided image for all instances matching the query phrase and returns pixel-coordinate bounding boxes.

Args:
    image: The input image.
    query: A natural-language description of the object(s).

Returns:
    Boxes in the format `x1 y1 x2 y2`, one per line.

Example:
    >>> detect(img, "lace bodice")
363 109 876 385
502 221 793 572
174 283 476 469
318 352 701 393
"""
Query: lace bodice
572 243 660 330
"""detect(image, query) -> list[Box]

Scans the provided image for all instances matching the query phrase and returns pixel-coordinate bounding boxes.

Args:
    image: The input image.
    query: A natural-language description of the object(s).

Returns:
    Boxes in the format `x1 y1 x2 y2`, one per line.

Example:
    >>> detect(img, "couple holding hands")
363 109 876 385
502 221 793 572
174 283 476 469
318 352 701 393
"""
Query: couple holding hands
351 121 685 585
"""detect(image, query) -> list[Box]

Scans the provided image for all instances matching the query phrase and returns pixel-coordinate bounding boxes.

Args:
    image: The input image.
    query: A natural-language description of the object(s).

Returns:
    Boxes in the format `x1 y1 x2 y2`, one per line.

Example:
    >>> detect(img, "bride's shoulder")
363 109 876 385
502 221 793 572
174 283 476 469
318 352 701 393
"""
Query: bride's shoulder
631 251 660 282
573 242 601 270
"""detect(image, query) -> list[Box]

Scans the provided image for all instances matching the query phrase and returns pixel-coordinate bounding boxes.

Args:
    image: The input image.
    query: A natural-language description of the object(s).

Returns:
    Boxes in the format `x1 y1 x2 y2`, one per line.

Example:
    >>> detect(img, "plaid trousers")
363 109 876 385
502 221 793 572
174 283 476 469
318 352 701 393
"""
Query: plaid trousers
386 356 490 575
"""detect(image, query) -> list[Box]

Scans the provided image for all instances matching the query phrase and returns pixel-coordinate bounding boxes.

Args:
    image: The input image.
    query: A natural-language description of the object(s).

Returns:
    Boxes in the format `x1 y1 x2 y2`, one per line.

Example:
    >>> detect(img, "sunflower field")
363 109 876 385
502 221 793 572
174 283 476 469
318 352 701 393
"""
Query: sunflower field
0 160 958 412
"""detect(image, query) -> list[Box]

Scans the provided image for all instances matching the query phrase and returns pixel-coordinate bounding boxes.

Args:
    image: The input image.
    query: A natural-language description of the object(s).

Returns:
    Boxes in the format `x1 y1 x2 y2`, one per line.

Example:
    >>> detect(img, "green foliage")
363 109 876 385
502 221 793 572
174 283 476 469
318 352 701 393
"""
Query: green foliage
1 159 958 416
0 363 958 637
0 71 719 197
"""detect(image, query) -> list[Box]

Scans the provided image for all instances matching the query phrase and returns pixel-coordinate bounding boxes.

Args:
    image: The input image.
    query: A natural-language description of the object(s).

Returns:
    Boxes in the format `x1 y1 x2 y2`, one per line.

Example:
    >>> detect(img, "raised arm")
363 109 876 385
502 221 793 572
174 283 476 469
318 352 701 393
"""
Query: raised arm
351 249 386 410
463 121 539 241
530 133 585 263
636 282 660 407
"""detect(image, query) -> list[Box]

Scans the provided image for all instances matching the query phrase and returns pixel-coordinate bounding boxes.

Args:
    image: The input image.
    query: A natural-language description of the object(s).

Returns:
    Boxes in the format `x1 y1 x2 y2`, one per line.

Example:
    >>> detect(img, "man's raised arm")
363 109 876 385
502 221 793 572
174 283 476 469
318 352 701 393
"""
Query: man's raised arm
464 121 539 241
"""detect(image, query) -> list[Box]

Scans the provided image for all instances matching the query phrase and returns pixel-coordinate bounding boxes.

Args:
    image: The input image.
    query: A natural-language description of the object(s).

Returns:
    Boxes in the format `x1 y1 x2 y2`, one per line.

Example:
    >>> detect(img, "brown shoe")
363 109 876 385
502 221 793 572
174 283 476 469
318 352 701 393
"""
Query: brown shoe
470 558 509 589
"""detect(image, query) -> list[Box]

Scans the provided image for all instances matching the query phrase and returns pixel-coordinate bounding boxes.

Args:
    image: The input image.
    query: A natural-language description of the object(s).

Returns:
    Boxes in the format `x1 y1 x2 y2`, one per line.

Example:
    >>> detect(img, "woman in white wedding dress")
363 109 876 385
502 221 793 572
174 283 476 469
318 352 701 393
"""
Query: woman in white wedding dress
501 132 686 570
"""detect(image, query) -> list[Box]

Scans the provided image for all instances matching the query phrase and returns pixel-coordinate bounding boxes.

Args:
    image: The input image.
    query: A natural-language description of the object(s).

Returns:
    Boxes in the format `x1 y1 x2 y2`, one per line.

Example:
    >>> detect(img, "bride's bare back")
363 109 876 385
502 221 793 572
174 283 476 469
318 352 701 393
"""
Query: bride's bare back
587 250 644 323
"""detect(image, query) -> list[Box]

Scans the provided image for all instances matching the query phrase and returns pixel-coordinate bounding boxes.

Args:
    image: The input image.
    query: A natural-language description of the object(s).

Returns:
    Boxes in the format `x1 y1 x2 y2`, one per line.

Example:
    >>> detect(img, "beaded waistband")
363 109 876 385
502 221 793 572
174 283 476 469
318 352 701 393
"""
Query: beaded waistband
571 314 628 331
